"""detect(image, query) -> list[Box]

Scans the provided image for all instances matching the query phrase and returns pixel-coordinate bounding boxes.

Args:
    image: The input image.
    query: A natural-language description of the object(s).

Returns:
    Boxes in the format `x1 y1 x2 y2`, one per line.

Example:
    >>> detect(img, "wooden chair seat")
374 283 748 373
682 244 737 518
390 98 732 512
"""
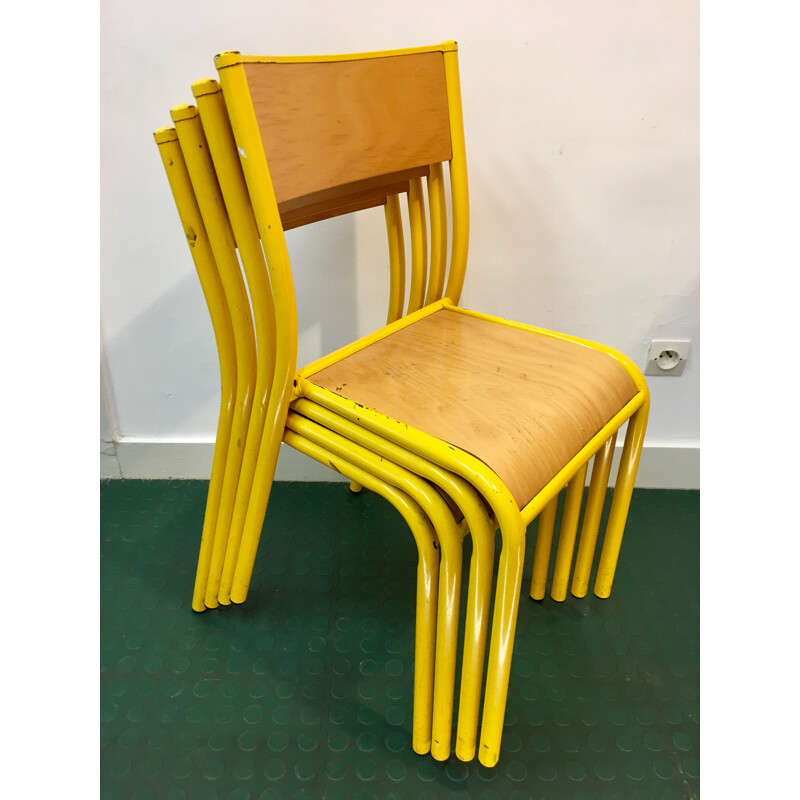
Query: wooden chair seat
306 307 637 508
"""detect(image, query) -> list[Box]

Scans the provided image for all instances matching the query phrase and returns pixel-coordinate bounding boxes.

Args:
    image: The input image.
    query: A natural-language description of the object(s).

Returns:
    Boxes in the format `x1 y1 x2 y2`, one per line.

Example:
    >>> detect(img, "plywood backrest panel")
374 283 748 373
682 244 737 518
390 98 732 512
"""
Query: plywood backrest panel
243 52 452 223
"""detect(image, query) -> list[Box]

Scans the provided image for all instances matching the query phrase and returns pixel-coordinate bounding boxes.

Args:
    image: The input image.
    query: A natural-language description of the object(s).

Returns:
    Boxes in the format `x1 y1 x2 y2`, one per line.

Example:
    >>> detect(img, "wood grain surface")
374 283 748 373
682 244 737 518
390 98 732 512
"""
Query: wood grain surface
308 309 637 507
243 52 452 227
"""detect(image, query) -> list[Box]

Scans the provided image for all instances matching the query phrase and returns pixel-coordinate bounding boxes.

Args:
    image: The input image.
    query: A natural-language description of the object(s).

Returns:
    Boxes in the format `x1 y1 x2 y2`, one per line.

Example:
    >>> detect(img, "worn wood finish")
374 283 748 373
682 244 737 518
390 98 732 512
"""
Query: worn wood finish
243 52 452 214
307 309 638 507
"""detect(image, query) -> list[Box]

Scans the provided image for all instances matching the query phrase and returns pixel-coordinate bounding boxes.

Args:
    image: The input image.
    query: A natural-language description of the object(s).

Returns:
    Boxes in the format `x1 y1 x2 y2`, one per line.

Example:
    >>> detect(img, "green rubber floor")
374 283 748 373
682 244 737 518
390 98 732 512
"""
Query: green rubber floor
100 481 699 800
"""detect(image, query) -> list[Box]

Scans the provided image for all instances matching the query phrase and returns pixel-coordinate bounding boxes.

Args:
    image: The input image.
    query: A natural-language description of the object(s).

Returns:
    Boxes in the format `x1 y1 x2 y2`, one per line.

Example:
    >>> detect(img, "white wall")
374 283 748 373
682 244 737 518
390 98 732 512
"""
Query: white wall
101 0 699 486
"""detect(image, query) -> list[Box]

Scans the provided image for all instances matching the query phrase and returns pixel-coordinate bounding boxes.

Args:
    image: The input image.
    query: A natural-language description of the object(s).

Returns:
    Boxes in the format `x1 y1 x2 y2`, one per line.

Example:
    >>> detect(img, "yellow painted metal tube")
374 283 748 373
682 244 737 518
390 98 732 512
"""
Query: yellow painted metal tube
215 41 459 69
215 58 300 605
348 192 407 496
594 394 650 598
281 424 439 755
285 406 464 760
297 379 526 767
154 128 237 613
571 433 617 598
171 105 257 609
477 519 526 767
385 194 406 322
293 396 496 762
442 48 469 306
529 494 559 601
550 462 589 602
406 177 428 313
453 509 495 763
192 80 279 605
425 162 447 305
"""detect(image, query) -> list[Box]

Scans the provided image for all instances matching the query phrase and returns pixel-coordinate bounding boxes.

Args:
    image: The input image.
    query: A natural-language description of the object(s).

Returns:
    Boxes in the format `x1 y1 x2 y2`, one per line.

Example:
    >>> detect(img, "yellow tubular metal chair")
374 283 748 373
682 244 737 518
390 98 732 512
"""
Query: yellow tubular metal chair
156 40 650 767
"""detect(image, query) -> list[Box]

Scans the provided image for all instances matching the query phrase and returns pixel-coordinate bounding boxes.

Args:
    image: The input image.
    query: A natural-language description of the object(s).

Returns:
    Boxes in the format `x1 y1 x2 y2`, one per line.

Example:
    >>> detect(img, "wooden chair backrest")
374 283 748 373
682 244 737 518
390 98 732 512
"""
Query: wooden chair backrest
239 50 454 229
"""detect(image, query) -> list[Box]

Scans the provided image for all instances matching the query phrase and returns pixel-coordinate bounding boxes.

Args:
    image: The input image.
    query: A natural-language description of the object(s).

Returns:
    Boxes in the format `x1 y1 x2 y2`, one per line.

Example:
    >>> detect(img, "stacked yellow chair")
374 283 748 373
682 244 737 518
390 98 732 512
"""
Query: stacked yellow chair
154 41 649 768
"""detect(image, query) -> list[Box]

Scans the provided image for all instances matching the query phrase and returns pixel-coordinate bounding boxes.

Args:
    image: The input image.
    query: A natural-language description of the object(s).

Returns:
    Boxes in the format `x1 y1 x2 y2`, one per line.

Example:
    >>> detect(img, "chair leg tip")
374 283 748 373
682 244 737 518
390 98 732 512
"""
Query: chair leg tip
430 742 450 761
593 579 612 599
478 745 499 768
455 743 476 762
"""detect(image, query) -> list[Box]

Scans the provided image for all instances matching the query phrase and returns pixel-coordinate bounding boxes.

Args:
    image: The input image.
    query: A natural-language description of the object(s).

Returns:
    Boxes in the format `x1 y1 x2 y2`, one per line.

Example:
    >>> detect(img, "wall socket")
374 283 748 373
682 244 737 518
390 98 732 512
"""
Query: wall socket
645 339 691 376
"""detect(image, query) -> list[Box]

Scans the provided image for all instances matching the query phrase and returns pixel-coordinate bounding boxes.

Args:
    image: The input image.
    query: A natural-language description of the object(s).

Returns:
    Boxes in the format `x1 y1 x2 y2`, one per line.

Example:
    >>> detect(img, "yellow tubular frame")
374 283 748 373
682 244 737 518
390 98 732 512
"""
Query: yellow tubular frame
191 80 279 605
284 410 465 758
213 58 299 605
293 397 497 762
571 433 617 598
349 190 407 495
406 177 428 313
208 40 650 766
594 399 649 598
154 129 237 613
442 48 469 305
156 119 454 755
171 105 257 610
282 416 441 755
425 163 447 305
529 495 558 601
298 374 527 766
214 42 460 67
384 194 407 322
550 463 589 602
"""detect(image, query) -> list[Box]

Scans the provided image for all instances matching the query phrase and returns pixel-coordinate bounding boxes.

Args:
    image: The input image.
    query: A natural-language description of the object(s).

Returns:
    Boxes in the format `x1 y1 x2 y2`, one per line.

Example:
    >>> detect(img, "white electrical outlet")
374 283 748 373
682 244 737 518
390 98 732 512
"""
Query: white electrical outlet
645 339 691 376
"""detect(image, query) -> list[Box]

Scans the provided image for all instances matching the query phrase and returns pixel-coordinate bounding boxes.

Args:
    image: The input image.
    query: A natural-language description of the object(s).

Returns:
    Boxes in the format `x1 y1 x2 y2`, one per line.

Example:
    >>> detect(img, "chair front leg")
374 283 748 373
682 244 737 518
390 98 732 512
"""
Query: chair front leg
529 494 559 600
282 427 440 755
477 511 527 767
594 399 649 599
551 462 589 601
571 433 617 598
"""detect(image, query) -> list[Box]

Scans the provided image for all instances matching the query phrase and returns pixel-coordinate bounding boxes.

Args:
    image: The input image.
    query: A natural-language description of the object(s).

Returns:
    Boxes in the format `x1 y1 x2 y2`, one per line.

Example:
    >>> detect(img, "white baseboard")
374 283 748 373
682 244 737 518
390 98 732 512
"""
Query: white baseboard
112 440 345 482
106 439 699 490
608 441 698 490
101 439 122 479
